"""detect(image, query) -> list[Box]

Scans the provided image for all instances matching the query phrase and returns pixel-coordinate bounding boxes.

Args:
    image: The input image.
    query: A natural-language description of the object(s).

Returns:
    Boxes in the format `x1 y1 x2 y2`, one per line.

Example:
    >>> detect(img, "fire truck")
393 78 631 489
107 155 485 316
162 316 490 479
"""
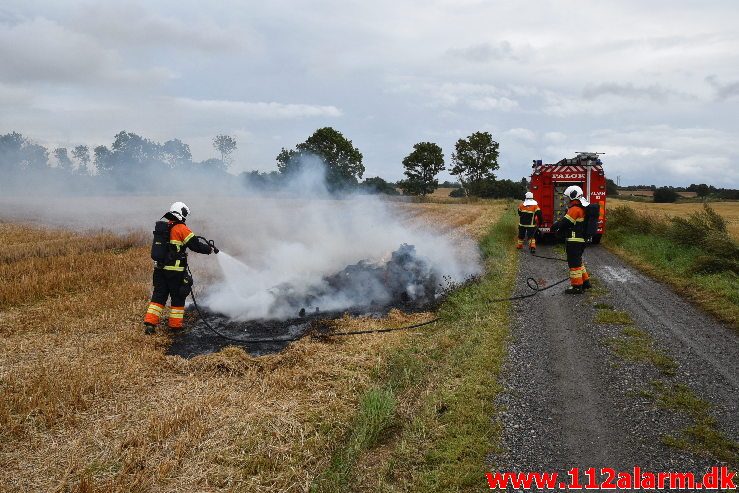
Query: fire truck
529 152 607 244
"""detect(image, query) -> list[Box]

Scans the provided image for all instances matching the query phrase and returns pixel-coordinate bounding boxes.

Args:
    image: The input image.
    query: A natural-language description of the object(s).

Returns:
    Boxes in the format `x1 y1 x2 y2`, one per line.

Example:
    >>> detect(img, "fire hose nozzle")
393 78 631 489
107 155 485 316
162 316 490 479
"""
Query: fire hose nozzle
209 240 219 254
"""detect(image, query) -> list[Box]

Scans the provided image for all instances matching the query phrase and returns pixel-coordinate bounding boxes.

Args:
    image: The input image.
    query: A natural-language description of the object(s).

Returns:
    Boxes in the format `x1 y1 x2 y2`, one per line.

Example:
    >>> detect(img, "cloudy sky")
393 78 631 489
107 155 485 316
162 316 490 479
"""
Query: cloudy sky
1 0 738 186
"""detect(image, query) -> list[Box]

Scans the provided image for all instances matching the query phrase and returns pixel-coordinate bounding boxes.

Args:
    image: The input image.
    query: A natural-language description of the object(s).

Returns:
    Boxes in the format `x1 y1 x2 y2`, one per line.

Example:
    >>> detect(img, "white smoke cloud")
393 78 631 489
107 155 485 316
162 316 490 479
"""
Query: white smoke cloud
198 159 481 319
0 158 482 321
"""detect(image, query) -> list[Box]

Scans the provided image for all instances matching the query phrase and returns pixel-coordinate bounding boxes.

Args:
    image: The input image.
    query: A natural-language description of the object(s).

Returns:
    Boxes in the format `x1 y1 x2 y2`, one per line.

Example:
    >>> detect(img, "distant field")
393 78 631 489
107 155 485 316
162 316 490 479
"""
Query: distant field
428 186 458 200
0 200 504 492
616 189 698 198
396 200 507 240
609 198 739 240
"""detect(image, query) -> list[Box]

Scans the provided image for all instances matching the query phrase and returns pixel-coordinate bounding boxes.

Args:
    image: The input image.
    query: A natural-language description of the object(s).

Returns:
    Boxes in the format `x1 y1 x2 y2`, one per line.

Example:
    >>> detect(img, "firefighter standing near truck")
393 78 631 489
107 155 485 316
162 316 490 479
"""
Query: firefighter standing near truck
143 202 215 334
552 186 592 294
517 191 543 254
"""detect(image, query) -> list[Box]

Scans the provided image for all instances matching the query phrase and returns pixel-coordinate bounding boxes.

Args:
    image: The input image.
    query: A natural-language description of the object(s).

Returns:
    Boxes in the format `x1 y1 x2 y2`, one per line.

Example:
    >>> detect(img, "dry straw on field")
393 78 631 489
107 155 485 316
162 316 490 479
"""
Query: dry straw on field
0 200 503 492
609 198 739 240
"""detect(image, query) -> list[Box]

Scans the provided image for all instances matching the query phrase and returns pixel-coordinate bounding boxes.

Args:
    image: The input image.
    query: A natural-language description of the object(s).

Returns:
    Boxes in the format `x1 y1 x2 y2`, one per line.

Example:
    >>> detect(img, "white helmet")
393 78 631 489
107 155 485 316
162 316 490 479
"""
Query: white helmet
563 185 589 206
525 191 534 200
563 185 583 200
166 201 190 221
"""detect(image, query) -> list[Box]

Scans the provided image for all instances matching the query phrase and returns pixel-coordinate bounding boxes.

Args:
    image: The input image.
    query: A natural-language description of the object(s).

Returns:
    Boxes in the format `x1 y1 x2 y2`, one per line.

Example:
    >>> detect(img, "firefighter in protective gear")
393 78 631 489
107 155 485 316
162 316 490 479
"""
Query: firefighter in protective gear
143 202 214 334
517 191 542 254
552 186 592 294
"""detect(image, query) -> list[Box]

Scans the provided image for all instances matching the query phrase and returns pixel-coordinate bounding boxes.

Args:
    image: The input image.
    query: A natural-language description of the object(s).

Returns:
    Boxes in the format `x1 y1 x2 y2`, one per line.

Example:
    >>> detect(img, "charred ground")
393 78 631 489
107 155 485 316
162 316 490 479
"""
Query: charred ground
171 244 446 357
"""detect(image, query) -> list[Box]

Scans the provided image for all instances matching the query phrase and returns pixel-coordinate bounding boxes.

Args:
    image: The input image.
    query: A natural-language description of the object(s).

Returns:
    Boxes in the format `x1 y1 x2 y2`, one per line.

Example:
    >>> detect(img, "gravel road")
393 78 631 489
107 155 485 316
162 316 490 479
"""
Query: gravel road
490 243 738 481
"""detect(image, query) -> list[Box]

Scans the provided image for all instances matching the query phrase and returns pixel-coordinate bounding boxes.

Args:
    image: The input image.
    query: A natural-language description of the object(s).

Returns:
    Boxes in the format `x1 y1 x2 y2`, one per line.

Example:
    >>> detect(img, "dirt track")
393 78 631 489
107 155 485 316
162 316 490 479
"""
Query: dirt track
491 244 738 477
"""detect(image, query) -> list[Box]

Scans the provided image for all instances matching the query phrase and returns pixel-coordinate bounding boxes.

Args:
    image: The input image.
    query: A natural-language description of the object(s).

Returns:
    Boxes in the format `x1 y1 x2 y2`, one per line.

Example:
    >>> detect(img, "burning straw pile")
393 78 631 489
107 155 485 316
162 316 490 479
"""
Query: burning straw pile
172 244 441 357
272 243 438 317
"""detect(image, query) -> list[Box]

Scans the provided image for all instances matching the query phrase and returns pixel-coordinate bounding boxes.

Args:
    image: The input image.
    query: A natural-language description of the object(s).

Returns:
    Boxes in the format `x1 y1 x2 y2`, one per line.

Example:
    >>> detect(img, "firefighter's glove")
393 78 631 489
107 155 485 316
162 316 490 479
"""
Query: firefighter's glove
208 239 219 254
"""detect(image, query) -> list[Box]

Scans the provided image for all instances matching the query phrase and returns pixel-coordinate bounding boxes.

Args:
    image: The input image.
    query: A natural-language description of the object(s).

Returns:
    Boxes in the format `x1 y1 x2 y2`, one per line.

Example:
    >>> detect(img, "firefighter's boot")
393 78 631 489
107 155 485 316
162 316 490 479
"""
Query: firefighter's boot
582 279 592 290
144 323 156 335
530 247 536 255
564 286 584 295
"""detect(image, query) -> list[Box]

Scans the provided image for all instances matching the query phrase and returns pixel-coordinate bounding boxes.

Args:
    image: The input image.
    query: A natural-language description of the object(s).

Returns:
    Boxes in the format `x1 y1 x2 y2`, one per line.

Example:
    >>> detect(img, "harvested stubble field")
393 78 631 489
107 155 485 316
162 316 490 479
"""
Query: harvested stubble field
0 199 506 492
609 198 739 240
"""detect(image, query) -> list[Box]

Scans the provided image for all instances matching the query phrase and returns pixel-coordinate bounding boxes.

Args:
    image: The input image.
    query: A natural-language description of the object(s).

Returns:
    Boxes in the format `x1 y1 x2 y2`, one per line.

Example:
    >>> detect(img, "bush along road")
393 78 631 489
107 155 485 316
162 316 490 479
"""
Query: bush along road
490 242 738 481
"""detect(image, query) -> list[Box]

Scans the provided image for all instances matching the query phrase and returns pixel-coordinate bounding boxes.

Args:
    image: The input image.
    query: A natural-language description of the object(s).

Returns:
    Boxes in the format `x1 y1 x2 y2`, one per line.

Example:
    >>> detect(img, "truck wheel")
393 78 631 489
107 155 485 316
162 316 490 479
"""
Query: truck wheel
591 234 602 245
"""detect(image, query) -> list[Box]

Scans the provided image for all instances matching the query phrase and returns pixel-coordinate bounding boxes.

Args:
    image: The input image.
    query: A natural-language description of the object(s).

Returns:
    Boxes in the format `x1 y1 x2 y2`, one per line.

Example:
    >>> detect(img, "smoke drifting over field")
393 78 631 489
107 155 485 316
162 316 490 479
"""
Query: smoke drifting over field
200 161 480 319
0 158 481 321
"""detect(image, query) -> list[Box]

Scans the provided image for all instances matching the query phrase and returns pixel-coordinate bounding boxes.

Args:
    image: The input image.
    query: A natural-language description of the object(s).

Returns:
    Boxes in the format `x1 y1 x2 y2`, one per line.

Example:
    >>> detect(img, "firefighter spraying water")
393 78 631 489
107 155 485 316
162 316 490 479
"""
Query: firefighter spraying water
143 202 219 334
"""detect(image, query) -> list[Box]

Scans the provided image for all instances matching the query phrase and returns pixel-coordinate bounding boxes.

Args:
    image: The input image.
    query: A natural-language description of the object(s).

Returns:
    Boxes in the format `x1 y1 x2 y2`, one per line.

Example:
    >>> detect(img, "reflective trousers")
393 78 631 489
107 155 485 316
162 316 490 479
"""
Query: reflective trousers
566 241 590 286
516 226 536 249
144 269 187 328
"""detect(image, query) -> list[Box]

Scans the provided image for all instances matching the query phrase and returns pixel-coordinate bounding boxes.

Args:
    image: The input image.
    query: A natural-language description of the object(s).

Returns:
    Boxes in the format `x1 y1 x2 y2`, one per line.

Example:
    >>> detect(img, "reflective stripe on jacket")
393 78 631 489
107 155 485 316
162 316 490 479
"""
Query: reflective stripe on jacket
163 222 195 271
518 203 542 227
562 201 586 242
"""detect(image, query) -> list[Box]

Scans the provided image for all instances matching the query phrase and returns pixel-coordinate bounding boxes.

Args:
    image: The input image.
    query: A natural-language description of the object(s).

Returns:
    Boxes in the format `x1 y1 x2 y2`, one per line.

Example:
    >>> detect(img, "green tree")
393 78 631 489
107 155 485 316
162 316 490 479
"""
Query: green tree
107 131 163 177
71 145 90 173
20 142 49 171
688 183 711 198
606 178 619 196
450 131 499 196
162 139 193 168
0 132 49 172
399 142 445 197
277 127 364 189
213 134 237 169
360 176 399 195
53 147 73 171
93 145 112 174
654 187 679 203
0 132 27 172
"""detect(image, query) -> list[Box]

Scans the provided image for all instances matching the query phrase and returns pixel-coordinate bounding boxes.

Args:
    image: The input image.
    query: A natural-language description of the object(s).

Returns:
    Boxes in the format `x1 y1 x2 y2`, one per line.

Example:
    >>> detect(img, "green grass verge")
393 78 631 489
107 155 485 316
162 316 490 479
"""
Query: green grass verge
605 206 739 330
650 381 739 466
312 204 519 492
594 308 633 325
314 388 397 488
607 326 677 376
584 277 607 297
607 235 738 329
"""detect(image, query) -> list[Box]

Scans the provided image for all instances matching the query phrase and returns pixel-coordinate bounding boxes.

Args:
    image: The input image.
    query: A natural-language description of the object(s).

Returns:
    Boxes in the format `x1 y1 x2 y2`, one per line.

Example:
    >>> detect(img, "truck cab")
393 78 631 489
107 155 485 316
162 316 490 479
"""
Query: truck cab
529 153 607 243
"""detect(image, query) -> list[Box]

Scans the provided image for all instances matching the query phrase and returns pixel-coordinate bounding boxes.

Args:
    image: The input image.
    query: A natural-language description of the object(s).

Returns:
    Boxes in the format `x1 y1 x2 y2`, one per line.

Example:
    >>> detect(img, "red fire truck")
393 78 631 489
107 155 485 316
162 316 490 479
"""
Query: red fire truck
529 152 607 243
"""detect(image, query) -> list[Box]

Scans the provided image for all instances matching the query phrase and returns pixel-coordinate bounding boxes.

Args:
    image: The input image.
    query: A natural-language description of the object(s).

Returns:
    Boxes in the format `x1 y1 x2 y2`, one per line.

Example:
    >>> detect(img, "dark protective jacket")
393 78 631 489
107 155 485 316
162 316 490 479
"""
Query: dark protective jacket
518 203 543 227
553 200 586 242
159 220 212 271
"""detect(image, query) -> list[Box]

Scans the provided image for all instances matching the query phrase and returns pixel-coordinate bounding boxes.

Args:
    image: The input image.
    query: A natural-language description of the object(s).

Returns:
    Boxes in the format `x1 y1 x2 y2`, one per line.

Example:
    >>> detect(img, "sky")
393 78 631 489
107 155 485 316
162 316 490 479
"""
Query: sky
1 0 738 186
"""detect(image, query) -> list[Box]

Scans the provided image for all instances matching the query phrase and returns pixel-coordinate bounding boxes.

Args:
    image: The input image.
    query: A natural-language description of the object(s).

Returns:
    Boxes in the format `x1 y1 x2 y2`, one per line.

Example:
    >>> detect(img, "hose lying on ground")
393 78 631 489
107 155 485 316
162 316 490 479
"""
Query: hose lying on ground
488 276 570 302
532 252 569 262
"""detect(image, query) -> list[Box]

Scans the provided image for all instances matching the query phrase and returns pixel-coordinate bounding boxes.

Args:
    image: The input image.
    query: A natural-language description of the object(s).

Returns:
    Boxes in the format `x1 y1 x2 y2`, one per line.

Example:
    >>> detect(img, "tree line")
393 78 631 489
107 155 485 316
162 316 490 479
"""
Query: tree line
0 130 237 176
0 130 241 193
0 126 527 198
616 183 738 201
